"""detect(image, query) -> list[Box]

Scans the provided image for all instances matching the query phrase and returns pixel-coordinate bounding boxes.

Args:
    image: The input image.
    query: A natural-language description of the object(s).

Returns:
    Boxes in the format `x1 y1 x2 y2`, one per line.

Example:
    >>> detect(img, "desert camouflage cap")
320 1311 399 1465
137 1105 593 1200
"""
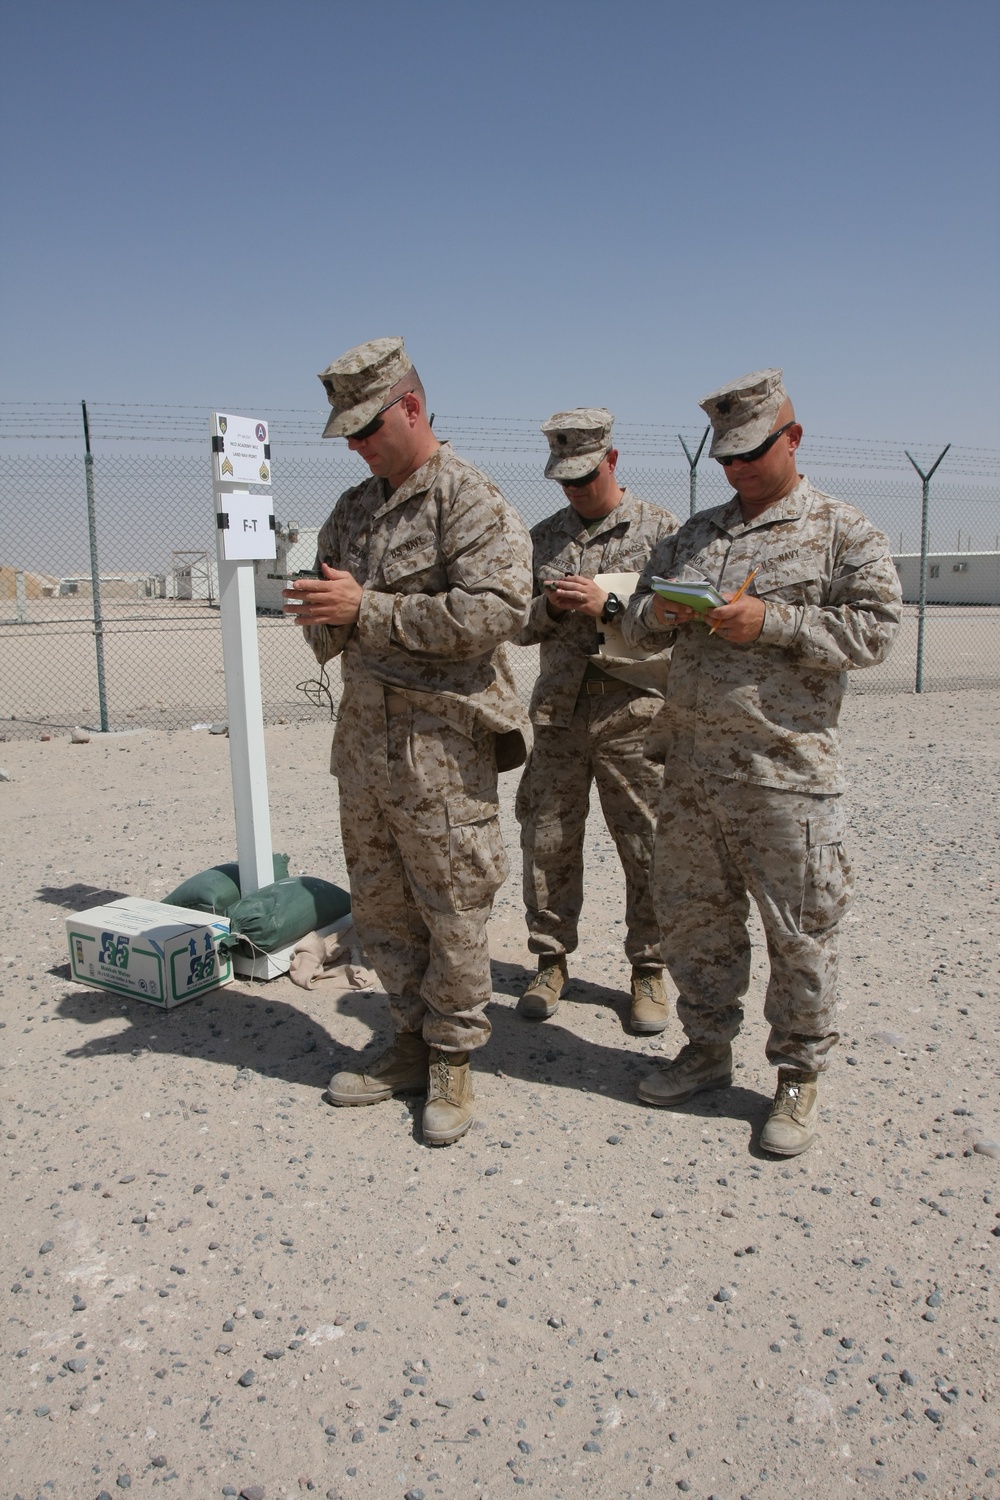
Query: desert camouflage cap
699 368 788 458
318 336 414 439
541 407 615 481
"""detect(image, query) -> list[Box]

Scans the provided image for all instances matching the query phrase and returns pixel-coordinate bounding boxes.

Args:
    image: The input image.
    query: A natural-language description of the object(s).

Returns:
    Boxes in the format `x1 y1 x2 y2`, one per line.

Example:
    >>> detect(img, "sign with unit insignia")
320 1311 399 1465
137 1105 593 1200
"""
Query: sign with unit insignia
211 411 271 486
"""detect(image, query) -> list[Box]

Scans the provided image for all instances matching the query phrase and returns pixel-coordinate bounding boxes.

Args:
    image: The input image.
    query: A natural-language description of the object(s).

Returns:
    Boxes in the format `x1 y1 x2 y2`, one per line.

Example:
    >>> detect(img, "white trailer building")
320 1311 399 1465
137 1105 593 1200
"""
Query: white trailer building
893 552 1000 605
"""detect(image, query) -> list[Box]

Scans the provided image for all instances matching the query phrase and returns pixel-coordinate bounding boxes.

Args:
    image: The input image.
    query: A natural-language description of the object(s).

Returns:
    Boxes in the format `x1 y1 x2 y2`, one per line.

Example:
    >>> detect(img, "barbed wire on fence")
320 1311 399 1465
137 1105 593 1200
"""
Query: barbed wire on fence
1 400 997 479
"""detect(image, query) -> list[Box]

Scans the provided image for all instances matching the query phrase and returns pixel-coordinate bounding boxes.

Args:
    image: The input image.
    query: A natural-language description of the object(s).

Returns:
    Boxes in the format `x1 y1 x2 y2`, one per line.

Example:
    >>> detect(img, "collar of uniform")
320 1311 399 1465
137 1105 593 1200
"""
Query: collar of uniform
372 441 451 518
557 486 636 540
716 474 811 537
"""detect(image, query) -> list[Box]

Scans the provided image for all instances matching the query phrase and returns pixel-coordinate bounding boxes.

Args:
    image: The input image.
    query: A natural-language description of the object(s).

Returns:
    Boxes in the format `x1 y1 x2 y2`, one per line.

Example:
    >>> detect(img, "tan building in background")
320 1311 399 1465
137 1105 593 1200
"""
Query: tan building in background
0 566 56 599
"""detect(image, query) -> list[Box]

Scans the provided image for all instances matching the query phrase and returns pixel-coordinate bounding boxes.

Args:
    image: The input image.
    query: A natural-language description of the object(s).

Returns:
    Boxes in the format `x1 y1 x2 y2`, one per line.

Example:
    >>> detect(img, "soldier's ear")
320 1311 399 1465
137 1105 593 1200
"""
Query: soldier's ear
606 448 619 474
401 390 423 426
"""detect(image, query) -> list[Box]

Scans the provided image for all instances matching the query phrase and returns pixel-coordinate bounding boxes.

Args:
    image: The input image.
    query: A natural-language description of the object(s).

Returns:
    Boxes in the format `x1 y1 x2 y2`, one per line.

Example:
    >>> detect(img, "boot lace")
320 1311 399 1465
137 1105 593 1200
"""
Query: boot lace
430 1053 454 1100
532 963 563 989
771 1075 807 1116
669 1042 727 1076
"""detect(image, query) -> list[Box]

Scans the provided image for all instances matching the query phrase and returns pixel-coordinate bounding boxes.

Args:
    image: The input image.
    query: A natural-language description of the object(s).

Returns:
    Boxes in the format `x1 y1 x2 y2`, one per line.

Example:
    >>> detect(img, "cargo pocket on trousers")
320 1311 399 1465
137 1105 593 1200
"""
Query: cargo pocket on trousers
447 798 509 911
641 703 672 765
799 808 854 934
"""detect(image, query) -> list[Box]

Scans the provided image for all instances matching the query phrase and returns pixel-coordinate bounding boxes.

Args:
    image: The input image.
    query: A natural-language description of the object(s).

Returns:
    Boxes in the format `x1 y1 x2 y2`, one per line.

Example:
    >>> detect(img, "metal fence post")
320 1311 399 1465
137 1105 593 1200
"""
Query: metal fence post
81 400 110 731
678 428 710 517
905 443 950 694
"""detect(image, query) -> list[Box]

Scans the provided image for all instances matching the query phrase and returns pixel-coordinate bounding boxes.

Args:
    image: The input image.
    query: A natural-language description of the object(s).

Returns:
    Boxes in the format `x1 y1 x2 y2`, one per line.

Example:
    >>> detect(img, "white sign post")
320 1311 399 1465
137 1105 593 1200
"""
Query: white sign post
211 413 280 973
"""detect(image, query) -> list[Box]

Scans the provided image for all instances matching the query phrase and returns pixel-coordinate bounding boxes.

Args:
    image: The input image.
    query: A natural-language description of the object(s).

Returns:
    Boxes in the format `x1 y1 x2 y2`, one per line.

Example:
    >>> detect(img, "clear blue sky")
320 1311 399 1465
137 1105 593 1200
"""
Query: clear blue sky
2 0 998 450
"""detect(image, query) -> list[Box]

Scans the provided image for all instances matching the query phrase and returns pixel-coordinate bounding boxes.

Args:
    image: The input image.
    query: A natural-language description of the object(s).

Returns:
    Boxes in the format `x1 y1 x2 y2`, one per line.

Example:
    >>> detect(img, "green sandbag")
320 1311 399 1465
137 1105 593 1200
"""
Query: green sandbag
163 854 290 916
228 876 352 953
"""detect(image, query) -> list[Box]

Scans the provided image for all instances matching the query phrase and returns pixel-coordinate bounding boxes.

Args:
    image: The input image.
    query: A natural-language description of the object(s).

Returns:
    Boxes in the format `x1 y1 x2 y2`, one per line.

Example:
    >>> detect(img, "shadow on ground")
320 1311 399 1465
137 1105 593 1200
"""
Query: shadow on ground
39 882 129 910
54 954 774 1143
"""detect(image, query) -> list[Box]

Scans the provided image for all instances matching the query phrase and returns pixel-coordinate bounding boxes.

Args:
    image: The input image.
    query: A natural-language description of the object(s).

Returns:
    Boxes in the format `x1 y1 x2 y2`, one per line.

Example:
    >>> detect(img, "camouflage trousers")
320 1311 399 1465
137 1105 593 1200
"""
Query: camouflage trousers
336 695 508 1053
651 764 854 1073
516 690 663 969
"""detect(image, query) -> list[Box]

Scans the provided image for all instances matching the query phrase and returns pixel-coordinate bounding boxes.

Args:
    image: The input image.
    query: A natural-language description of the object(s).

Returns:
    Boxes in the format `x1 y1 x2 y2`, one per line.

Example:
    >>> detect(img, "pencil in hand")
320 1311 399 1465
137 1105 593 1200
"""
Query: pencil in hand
708 568 759 636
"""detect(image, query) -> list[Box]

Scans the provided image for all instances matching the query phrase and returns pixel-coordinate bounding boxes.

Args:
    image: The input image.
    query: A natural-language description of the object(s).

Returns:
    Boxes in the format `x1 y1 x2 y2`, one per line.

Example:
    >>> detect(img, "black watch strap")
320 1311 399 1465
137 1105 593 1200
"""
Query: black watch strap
601 592 622 624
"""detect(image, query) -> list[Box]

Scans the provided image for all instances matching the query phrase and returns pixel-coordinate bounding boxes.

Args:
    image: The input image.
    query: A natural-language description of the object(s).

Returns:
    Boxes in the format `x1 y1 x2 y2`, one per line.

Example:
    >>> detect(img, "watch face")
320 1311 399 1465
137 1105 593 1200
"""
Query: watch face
605 592 621 617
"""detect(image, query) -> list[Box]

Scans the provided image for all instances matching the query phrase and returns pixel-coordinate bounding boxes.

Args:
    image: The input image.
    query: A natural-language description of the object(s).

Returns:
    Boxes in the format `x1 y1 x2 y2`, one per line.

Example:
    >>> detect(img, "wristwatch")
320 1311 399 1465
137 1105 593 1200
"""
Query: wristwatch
601 592 622 625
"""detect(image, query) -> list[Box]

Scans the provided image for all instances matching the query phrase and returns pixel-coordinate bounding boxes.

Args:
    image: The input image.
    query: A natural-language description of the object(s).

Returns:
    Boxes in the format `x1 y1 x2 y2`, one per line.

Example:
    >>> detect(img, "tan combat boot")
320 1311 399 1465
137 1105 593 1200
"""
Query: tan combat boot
422 1049 475 1146
516 956 568 1020
759 1068 819 1156
325 1032 430 1106
630 968 670 1034
637 1041 733 1107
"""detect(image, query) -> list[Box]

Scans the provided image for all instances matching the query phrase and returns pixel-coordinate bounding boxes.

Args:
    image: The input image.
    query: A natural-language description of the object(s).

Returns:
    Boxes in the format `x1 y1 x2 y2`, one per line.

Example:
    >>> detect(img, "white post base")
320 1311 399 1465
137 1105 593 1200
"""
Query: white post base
231 913 353 982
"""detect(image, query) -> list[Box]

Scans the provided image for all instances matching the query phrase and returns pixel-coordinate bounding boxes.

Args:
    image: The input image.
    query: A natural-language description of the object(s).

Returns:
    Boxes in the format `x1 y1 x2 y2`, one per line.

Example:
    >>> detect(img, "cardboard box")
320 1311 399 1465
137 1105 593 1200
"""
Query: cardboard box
67 898 232 1007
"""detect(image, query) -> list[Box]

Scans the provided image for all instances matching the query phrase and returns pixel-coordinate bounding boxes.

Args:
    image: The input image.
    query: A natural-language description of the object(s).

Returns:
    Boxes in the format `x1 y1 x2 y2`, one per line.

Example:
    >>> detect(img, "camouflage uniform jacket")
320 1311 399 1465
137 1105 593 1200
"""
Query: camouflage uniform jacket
623 477 902 793
305 442 533 759
520 488 680 727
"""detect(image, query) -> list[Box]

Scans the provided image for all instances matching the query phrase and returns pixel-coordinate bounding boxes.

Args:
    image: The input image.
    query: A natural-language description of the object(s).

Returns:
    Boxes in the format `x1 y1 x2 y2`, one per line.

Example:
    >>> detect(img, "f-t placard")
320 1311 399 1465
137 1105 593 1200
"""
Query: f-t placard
219 494 277 560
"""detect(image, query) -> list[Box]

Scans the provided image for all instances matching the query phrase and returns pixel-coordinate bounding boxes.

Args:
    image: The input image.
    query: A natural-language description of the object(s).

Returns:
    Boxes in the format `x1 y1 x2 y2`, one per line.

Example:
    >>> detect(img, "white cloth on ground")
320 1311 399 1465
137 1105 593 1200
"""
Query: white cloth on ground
287 922 377 992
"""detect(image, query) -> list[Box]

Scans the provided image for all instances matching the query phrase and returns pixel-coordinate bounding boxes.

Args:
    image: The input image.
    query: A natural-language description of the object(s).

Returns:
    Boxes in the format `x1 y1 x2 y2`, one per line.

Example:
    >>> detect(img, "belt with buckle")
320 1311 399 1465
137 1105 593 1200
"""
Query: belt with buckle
580 677 630 697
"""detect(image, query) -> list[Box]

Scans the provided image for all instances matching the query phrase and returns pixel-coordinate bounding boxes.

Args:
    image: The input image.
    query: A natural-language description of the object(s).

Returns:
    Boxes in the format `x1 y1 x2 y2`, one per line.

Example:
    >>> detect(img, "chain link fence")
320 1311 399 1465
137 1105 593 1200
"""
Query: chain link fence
1 414 998 739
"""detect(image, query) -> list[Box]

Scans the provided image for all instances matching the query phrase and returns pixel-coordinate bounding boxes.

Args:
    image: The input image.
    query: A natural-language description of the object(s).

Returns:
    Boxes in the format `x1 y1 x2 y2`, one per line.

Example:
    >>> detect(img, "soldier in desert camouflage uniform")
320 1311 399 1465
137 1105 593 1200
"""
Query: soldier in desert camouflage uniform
516 409 680 1032
623 370 901 1155
284 337 532 1146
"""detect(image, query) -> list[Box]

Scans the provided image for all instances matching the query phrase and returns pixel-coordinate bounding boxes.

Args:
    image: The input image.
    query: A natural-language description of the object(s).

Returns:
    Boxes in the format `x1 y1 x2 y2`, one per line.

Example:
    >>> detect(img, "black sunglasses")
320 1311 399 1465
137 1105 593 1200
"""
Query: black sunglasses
717 421 795 467
559 464 603 490
346 390 412 442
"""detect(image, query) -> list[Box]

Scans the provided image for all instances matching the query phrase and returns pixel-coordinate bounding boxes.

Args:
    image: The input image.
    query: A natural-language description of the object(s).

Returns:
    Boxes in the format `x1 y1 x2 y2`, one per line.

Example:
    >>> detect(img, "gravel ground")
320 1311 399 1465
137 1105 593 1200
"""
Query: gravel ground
1 688 998 1500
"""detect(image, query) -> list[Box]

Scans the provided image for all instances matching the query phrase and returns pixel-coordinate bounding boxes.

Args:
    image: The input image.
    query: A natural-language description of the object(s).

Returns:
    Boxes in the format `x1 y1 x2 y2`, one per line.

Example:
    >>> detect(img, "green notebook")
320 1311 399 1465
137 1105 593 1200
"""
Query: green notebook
651 577 725 614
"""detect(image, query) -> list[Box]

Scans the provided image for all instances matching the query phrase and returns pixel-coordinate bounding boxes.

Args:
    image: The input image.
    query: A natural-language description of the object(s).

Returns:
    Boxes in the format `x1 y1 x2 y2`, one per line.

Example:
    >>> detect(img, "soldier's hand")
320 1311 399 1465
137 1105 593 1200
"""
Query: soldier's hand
283 564 363 626
545 576 607 618
652 593 696 627
706 593 766 644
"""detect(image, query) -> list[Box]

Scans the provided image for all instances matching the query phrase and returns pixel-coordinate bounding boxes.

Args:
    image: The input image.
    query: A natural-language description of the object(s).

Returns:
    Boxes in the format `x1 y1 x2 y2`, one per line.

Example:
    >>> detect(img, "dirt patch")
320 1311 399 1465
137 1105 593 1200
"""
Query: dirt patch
1 689 998 1498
